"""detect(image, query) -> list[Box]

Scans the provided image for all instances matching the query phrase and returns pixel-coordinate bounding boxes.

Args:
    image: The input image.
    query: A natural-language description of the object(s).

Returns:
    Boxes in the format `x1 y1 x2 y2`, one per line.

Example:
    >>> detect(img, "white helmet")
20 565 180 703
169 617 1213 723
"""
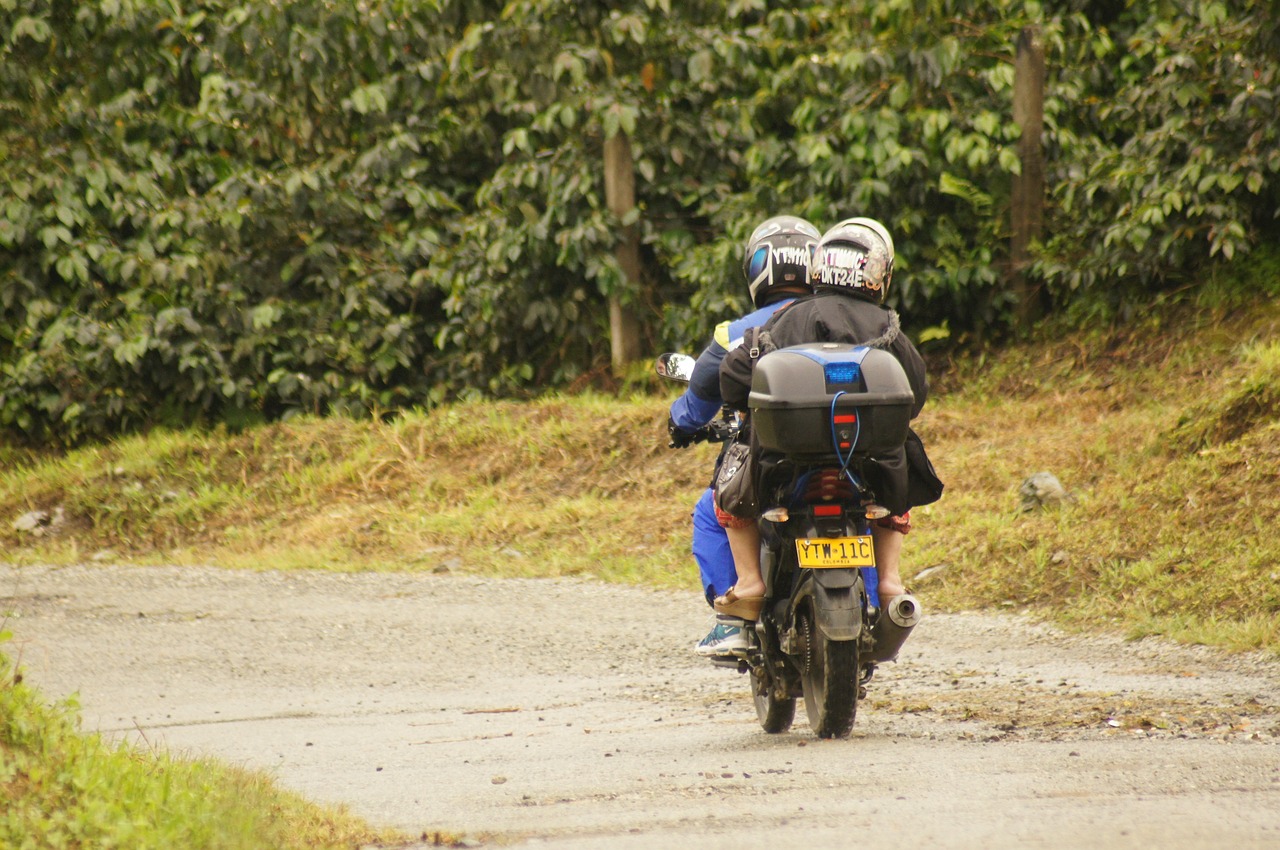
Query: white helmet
811 217 895 303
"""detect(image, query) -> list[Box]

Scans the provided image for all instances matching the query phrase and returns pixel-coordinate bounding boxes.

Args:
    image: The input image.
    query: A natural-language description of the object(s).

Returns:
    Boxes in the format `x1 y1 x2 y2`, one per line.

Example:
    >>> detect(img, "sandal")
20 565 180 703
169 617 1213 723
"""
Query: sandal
714 586 765 621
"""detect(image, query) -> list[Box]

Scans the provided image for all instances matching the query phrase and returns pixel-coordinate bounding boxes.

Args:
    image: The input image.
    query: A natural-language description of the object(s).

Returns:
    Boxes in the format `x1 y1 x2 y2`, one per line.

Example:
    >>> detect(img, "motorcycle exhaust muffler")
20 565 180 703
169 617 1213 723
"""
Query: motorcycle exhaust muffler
865 593 922 663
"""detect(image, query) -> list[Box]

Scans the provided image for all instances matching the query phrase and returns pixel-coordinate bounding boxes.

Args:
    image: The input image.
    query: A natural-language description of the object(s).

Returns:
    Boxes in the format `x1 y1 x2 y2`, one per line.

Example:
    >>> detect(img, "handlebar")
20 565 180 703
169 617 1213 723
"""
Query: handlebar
669 420 732 448
668 410 740 449
658 353 741 449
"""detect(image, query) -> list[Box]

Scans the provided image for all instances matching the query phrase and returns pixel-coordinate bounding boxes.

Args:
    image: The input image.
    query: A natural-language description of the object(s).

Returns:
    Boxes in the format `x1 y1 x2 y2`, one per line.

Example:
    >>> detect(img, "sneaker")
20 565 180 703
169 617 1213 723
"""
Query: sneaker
695 615 749 657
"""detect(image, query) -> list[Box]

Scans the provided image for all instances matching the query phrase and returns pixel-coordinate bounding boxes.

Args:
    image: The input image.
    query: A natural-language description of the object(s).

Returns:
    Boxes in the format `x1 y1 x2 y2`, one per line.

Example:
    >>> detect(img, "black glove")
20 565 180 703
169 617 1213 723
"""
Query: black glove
667 415 696 449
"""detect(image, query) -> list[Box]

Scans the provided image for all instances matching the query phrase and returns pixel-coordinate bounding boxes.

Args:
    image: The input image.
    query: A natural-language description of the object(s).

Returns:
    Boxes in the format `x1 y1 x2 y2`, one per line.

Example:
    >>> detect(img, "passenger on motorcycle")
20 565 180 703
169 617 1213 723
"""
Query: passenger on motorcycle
667 215 819 657
716 217 938 620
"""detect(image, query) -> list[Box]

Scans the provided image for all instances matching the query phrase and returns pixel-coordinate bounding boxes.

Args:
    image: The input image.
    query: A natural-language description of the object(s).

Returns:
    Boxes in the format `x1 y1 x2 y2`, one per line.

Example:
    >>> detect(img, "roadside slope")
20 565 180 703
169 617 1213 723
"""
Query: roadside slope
3 296 1279 652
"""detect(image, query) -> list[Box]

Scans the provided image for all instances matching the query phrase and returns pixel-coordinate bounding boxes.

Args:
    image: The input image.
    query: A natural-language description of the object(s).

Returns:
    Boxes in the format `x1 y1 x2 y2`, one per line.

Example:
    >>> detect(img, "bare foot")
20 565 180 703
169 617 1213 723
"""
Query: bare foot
878 581 906 603
726 581 765 599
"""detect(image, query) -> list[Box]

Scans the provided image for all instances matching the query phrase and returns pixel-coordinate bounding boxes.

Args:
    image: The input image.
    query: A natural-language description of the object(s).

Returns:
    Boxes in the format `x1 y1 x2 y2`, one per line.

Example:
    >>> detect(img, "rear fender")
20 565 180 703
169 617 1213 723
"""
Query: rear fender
793 569 863 642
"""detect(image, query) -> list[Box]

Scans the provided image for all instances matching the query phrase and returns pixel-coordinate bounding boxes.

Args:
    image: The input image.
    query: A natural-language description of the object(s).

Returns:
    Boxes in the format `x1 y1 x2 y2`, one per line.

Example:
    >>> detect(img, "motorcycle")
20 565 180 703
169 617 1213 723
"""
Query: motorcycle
657 344 922 738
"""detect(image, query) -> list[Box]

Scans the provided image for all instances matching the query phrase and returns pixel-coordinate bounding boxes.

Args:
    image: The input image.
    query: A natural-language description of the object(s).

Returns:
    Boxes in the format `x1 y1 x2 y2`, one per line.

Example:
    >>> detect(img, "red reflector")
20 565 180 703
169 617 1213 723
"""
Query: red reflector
813 505 841 517
839 442 851 450
833 414 858 424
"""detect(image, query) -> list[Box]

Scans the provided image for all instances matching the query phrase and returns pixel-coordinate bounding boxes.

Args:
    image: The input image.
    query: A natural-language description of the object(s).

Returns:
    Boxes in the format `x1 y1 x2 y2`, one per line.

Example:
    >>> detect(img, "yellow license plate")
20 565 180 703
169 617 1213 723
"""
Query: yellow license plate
796 536 876 569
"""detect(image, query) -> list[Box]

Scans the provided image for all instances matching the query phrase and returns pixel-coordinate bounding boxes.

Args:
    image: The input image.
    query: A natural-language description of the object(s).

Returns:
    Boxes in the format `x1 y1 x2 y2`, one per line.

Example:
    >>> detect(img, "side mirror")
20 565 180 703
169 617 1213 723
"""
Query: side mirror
654 352 696 383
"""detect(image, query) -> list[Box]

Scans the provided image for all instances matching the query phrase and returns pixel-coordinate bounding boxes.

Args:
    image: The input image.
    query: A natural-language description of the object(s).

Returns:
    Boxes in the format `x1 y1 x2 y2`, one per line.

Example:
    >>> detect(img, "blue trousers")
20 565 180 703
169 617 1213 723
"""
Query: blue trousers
691 487 735 607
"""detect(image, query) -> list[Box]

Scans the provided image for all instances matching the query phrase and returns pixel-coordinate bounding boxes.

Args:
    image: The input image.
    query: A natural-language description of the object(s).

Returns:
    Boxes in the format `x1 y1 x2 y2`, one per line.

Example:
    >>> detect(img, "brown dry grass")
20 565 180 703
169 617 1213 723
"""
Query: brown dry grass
2 295 1279 651
909 298 1280 650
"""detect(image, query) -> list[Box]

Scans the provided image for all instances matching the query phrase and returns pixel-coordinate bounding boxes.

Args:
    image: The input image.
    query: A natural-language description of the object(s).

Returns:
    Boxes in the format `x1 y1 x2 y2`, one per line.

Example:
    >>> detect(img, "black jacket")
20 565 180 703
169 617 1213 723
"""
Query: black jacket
719 291 927 412
718 291 939 514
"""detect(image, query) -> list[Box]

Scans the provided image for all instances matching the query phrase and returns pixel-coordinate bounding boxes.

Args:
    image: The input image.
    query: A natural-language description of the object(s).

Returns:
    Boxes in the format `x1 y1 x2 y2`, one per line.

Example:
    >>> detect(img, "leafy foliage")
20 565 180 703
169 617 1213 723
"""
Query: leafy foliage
0 0 465 441
1 0 1278 443
1038 1 1280 310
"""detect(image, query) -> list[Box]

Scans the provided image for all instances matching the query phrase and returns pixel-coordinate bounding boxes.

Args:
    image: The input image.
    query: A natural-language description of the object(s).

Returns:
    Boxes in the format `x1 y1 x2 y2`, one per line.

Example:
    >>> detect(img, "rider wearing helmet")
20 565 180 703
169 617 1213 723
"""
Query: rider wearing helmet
668 214 819 657
670 215 819 436
715 217 939 619
743 215 817 308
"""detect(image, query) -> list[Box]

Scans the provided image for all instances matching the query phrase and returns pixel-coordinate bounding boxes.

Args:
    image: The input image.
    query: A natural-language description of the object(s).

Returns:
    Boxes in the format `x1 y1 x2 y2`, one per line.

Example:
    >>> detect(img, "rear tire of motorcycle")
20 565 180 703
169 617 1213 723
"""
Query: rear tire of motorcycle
801 611 859 739
751 665 796 734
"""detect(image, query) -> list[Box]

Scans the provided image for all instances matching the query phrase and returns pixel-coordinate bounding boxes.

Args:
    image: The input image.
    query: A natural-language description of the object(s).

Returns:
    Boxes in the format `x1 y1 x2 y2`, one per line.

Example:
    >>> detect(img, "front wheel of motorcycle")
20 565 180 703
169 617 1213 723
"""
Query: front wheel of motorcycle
751 665 796 733
800 609 859 739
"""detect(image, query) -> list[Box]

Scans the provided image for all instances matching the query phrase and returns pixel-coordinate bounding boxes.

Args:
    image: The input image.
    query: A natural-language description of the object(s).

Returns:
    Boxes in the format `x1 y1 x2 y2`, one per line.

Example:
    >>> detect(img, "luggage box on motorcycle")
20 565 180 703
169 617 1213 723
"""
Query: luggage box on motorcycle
749 343 914 458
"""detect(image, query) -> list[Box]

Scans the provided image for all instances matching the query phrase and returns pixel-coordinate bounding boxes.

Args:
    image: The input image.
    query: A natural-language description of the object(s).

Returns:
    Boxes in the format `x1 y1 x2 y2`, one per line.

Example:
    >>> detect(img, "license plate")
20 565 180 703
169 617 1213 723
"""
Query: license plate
796 536 876 569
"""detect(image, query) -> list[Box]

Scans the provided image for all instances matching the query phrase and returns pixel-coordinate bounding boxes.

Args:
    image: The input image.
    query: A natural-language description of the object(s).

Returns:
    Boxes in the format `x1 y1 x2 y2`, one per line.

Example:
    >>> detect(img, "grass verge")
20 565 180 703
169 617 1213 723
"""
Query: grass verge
2 293 1278 658
0 644 401 849
912 296 1280 652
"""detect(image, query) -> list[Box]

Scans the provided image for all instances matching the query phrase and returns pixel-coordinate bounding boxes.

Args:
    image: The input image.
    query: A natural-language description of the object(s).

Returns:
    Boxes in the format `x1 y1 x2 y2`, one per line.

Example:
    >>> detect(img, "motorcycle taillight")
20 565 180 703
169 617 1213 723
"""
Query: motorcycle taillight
802 469 856 505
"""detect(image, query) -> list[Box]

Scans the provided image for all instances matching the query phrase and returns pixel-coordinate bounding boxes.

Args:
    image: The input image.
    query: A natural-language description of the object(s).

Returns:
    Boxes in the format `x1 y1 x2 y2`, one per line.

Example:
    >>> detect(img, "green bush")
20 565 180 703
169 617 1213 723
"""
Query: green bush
1038 1 1280 311
2 0 1278 444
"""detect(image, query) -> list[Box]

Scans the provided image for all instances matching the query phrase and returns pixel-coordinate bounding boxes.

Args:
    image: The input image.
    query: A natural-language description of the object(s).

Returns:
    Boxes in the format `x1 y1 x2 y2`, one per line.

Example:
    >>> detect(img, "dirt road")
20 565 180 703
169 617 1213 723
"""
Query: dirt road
3 563 1278 849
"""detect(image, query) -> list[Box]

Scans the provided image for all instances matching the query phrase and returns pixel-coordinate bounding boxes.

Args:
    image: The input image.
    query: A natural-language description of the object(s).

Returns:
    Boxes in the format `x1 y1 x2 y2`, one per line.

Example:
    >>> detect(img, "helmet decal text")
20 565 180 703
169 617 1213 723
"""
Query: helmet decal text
771 245 811 269
817 245 883 292
743 215 819 306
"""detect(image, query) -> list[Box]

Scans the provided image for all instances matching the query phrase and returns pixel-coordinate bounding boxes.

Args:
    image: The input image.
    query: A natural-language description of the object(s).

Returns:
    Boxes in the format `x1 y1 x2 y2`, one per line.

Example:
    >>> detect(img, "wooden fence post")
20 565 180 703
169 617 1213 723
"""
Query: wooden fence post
1011 25 1046 327
603 130 644 374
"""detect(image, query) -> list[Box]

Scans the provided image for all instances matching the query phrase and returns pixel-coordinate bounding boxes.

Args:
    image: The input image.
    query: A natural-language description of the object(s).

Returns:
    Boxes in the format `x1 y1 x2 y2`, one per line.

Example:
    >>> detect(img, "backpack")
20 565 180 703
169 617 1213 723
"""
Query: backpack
712 327 778 519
